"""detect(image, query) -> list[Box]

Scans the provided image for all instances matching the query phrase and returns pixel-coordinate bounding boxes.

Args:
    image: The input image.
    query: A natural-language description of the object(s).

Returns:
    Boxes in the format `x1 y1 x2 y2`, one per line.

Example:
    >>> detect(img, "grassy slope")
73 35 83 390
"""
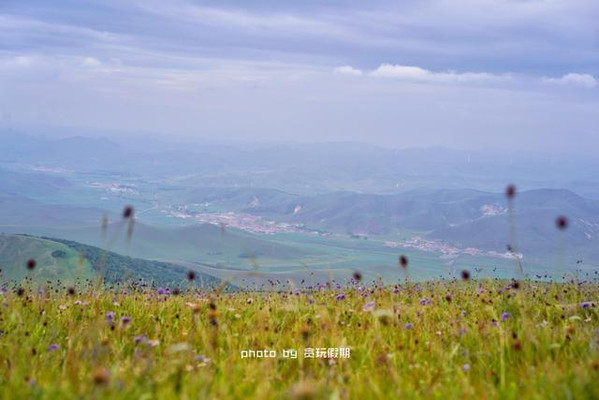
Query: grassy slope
2 222 319 268
0 280 597 399
0 234 93 283
0 234 226 288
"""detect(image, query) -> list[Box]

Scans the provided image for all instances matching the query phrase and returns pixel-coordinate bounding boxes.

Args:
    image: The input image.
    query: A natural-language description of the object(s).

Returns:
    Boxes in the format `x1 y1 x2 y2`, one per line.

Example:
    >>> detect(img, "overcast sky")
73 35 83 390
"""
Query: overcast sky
0 0 597 152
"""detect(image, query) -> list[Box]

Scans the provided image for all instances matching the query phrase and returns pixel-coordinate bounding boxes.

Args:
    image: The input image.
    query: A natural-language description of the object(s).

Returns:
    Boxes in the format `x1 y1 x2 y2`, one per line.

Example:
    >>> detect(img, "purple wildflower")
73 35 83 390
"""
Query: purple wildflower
501 312 510 321
105 311 115 323
134 335 147 344
48 344 59 351
362 301 375 311
335 294 346 301
404 323 414 330
581 301 595 309
157 287 170 295
121 316 132 325
462 363 470 372
419 298 431 306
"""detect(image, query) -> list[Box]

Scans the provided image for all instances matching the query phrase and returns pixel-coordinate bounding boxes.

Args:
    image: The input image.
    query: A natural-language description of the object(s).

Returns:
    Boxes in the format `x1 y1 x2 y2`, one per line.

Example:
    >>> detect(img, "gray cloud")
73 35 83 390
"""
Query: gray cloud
0 0 597 154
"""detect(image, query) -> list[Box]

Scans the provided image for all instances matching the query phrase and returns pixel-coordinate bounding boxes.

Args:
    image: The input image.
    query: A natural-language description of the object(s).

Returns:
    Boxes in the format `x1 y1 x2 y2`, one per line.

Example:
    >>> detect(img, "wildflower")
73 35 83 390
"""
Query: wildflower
335 294 346 301
419 298 431 306
187 270 196 281
462 363 470 372
300 326 311 341
134 335 147 344
195 355 210 363
513 340 522 351
26 259 36 271
581 301 595 309
556 216 568 231
505 184 516 199
362 301 375 312
399 255 408 268
122 205 134 219
476 286 485 294
501 312 510 321
92 367 110 385
105 311 115 323
404 323 414 330
121 316 132 325
48 344 59 351
157 287 170 295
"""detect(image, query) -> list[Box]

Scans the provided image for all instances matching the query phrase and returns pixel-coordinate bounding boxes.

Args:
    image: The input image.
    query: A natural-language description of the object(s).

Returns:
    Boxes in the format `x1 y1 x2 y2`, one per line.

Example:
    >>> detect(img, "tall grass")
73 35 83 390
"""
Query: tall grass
0 279 597 399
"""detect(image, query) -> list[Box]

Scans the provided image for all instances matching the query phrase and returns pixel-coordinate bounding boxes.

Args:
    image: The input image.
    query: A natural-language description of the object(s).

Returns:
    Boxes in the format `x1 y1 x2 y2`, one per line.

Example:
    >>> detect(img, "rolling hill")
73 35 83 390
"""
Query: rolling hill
0 234 225 288
189 187 599 265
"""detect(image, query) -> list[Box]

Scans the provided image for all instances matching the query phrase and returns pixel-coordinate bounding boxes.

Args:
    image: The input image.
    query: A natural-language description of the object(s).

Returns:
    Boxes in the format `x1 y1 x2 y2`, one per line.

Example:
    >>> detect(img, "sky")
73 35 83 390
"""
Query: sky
0 0 597 153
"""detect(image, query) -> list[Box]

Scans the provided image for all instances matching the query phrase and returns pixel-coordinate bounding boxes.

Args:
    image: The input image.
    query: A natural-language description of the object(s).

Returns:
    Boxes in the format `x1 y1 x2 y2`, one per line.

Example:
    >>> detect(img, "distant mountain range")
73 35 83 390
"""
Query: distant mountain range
2 132 599 197
1 131 597 280
180 187 599 266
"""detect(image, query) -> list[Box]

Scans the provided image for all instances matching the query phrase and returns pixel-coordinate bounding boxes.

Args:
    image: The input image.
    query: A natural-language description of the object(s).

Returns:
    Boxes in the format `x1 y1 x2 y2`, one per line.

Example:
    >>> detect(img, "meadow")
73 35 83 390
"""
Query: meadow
0 276 597 399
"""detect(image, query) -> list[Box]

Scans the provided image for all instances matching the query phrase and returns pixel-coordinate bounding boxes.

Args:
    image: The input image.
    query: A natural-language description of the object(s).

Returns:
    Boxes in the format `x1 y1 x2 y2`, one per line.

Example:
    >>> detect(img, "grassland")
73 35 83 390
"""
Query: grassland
0 278 597 399
0 234 93 283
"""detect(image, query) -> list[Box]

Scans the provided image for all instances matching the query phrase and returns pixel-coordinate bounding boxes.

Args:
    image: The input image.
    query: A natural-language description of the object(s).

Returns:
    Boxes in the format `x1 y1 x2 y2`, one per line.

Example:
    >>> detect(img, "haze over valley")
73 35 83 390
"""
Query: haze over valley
1 132 597 287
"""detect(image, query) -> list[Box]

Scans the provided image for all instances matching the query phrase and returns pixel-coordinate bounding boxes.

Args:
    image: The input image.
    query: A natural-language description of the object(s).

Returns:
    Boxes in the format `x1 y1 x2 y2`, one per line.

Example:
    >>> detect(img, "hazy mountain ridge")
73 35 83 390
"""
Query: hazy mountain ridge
1 132 598 279
183 187 599 265
2 132 599 196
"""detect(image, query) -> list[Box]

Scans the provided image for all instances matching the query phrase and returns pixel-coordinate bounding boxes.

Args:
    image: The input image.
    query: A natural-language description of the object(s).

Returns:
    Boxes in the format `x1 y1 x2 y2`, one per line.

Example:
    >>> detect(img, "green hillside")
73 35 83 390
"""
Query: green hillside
0 234 93 283
0 234 226 289
4 222 324 270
